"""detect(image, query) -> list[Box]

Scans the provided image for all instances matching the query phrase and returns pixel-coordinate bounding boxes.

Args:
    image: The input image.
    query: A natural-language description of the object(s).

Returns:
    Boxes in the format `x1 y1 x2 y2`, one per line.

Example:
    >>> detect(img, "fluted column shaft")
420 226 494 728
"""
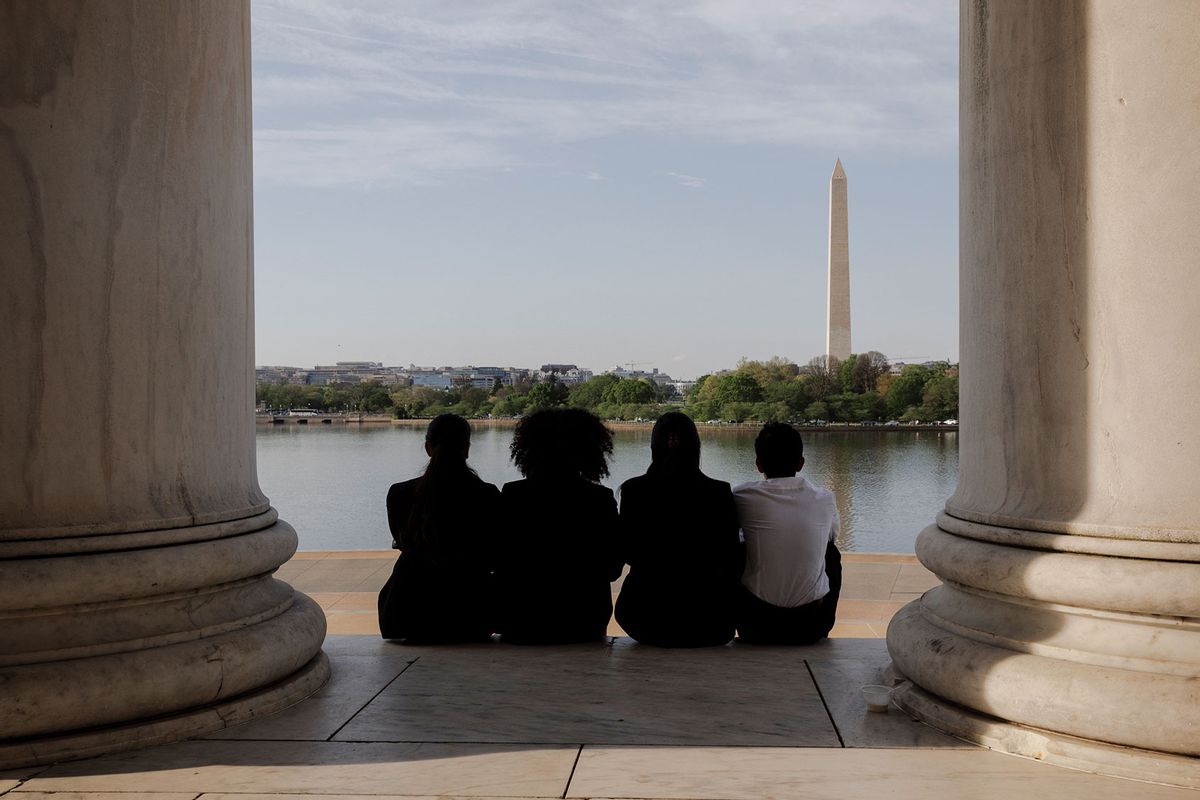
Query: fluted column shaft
0 3 326 767
888 0 1200 786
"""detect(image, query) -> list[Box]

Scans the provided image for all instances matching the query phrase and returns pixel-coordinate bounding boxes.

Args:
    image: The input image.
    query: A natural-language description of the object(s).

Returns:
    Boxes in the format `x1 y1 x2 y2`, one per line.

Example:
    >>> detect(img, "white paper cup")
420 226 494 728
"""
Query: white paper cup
862 684 892 713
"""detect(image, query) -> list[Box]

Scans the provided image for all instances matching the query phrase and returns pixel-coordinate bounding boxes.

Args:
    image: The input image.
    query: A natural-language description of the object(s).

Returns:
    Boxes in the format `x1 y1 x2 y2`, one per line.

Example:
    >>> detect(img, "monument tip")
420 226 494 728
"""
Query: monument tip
832 158 846 179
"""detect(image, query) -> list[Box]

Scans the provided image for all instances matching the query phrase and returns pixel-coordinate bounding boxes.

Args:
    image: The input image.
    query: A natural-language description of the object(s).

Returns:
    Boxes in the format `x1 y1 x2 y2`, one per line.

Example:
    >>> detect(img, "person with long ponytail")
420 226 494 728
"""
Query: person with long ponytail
613 412 743 646
377 414 500 642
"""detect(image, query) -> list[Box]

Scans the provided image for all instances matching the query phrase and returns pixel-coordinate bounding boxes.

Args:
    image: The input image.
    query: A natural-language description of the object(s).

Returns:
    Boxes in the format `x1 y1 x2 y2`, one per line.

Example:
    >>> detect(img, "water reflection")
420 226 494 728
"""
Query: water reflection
256 425 958 554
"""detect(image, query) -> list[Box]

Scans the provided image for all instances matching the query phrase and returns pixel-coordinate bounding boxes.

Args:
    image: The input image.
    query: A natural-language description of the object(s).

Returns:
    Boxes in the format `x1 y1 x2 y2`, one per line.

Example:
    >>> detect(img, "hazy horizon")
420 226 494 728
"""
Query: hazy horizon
251 1 959 380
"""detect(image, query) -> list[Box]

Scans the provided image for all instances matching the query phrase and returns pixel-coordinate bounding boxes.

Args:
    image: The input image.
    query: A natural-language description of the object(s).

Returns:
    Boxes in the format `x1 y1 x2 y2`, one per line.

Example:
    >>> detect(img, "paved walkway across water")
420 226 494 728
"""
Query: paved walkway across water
3 553 1191 798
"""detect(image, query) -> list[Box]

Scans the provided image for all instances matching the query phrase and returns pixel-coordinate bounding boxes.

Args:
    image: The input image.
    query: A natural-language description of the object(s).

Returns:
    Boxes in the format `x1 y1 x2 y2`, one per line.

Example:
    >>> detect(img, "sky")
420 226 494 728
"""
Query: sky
251 1 959 379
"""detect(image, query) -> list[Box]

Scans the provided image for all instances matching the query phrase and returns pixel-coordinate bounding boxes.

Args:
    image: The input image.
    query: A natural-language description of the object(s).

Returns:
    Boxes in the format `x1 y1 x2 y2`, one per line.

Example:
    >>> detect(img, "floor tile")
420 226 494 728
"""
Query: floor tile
842 553 920 564
349 562 393 593
338 643 838 747
892 564 941 594
325 611 383 636
12 793 198 799
828 622 878 638
206 653 414 741
307 592 348 609
274 560 318 583
320 634 416 659
805 658 968 749
566 746 1198 799
839 564 901 601
0 781 20 794
198 796 543 800
835 599 907 621
23 740 576 798
288 560 389 593
329 592 381 611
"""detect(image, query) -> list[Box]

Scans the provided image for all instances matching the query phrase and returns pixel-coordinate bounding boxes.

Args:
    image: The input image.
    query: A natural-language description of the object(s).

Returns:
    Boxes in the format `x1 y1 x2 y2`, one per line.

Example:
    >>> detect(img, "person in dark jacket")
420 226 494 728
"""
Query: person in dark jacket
377 414 500 642
495 408 622 644
614 412 743 647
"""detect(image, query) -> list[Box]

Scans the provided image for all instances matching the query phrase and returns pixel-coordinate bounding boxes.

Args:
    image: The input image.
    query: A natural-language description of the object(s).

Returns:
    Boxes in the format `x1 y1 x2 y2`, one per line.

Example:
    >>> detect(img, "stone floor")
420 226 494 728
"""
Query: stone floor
3 553 1194 798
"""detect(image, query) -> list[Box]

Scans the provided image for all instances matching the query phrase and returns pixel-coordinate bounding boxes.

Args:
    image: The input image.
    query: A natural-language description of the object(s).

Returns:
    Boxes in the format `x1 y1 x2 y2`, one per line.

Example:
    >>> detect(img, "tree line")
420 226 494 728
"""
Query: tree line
256 353 958 424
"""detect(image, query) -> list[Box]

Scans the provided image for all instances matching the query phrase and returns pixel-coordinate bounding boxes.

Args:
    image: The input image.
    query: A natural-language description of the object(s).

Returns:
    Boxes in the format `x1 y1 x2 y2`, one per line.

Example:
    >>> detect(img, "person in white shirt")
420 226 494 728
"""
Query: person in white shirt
731 423 842 644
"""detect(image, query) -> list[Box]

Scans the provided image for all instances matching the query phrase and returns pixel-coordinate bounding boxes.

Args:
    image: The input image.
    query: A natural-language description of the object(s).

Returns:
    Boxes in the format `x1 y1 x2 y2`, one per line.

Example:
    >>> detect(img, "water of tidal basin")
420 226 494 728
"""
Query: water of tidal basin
257 425 958 554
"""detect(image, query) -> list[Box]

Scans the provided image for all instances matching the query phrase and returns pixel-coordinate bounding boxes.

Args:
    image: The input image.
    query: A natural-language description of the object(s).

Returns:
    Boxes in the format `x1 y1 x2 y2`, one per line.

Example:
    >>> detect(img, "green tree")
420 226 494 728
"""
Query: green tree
803 400 830 420
715 372 763 405
918 375 959 420
885 364 934 418
736 356 799 386
802 356 840 400
838 356 857 393
568 374 620 410
764 379 813 417
607 378 658 405
850 351 890 393
526 377 569 411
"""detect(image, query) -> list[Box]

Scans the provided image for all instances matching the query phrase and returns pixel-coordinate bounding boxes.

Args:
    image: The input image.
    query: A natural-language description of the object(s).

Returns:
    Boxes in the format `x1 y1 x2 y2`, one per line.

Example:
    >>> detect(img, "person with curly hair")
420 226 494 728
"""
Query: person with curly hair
614 412 743 646
377 414 500 642
495 407 622 644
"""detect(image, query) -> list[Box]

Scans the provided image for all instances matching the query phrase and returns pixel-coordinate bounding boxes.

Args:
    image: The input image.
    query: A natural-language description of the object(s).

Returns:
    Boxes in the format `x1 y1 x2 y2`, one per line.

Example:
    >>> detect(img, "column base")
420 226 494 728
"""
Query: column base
0 650 329 770
891 675 1200 790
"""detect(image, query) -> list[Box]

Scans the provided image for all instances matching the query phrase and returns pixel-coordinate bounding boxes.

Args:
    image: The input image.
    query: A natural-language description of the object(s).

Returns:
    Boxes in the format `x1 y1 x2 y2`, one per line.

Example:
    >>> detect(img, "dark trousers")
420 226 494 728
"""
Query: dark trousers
735 543 842 645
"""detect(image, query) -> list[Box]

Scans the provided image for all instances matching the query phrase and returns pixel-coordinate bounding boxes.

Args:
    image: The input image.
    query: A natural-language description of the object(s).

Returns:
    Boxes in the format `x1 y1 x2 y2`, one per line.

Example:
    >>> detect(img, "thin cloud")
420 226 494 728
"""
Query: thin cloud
666 171 706 189
251 1 956 187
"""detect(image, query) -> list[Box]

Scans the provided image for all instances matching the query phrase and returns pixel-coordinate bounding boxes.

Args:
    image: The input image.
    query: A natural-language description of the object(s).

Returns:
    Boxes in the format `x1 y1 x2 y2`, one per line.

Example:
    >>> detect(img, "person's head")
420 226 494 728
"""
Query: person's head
647 411 701 478
405 414 474 553
754 422 804 478
424 413 472 462
510 407 613 482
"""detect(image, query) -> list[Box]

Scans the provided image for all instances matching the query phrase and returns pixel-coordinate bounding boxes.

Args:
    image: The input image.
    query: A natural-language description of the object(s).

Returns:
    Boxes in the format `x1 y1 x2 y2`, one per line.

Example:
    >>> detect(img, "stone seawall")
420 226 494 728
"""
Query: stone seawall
257 415 957 433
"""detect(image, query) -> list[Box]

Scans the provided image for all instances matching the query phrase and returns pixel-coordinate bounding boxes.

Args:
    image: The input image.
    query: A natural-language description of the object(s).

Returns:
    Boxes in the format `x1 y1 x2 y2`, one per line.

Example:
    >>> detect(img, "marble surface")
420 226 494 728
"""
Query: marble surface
209 653 416 741
19 741 578 797
337 641 837 747
805 658 967 749
566 746 1200 799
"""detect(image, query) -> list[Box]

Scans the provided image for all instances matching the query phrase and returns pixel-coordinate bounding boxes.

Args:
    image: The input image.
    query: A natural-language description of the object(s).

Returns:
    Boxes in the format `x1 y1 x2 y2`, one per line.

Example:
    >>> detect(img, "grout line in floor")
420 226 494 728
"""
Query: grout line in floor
325 656 420 741
805 659 845 748
561 744 584 799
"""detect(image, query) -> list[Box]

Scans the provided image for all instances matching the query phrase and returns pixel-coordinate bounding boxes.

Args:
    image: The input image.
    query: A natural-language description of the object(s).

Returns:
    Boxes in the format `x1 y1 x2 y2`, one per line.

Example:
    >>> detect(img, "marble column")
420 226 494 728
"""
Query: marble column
887 0 1200 787
0 3 328 767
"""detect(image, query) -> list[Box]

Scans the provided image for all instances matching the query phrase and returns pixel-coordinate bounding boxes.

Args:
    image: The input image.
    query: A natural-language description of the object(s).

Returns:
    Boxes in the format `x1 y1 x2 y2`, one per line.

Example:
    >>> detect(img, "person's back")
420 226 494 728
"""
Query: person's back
497 474 620 643
493 408 622 644
378 414 500 643
615 413 742 647
732 423 842 644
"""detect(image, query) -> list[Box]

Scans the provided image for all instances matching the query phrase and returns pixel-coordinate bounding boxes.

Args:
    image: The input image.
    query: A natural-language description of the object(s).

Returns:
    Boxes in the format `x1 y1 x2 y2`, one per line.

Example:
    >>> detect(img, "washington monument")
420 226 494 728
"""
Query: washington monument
826 159 851 361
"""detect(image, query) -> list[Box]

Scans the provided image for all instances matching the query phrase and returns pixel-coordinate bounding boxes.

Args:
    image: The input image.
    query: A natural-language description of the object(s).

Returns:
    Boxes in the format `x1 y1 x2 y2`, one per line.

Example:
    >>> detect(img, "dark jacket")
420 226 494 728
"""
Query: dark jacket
494 476 622 644
614 472 743 646
377 471 501 641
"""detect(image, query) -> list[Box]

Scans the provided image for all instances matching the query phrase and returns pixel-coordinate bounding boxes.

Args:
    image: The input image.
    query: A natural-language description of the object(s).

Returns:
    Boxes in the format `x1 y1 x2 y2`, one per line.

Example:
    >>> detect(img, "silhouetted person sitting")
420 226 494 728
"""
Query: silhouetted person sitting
378 414 500 643
732 423 842 645
495 408 622 644
615 412 743 647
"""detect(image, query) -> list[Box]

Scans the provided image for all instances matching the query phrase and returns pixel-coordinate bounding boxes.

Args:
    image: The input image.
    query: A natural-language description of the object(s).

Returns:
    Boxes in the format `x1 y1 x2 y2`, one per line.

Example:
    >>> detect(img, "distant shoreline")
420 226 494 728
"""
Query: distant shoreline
256 414 958 433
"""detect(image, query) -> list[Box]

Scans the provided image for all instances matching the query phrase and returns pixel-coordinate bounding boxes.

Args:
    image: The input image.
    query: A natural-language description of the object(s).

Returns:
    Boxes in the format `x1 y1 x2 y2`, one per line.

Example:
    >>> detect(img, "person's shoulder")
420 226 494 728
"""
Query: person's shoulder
469 473 501 498
698 473 733 494
732 478 765 496
387 477 422 498
620 474 652 495
585 479 616 502
500 478 528 496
